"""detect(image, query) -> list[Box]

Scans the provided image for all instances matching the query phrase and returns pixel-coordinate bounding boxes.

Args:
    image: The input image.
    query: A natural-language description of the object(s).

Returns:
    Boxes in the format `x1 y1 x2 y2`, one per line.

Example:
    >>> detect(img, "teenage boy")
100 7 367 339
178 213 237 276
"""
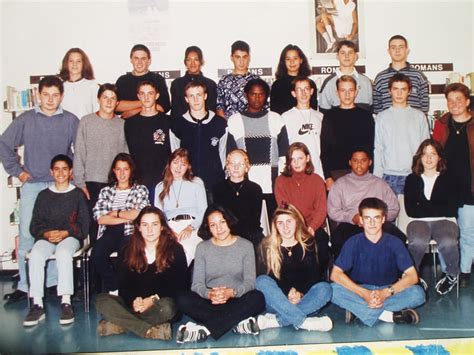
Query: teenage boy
321 75 374 190
373 35 429 115
216 40 261 118
124 81 173 203
73 83 128 244
327 149 405 257
331 198 425 327
170 46 217 118
116 44 171 118
171 82 235 201
319 40 373 113
374 74 430 195
281 77 324 179
24 155 89 327
0 76 79 305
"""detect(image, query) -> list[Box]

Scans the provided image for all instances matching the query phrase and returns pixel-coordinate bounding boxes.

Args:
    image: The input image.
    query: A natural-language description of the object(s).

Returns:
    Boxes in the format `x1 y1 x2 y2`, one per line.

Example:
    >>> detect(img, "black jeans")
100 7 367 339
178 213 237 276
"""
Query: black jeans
177 290 265 339
90 224 129 292
85 181 108 246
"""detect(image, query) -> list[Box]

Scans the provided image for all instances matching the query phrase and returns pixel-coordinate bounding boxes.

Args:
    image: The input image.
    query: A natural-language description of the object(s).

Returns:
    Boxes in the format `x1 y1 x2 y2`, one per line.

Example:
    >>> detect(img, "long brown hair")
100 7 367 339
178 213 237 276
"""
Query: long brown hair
158 148 194 203
281 142 314 176
411 139 447 176
123 206 179 273
108 153 137 187
59 48 95 81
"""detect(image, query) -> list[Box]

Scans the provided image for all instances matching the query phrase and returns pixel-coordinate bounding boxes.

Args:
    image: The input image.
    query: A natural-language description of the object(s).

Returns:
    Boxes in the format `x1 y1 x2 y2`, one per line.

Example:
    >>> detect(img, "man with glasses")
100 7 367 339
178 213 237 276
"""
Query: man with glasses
330 197 425 327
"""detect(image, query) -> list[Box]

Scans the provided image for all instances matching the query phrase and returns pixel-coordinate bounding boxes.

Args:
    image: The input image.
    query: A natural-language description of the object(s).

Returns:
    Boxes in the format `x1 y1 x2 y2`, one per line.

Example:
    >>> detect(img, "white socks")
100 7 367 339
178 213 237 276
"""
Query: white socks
257 313 280 330
62 295 71 305
300 316 333 331
379 310 394 323
33 297 43 307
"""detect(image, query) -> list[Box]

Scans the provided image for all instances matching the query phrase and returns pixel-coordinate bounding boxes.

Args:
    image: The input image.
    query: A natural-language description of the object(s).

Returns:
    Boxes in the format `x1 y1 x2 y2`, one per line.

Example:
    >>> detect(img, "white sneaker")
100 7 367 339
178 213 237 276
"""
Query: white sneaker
300 316 333 331
257 313 280 330
232 317 259 335
176 321 210 343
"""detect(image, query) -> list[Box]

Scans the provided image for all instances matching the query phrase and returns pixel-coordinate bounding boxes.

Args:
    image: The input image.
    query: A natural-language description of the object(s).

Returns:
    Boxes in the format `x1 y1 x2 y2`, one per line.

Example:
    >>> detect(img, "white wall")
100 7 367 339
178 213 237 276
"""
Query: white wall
1 0 473 264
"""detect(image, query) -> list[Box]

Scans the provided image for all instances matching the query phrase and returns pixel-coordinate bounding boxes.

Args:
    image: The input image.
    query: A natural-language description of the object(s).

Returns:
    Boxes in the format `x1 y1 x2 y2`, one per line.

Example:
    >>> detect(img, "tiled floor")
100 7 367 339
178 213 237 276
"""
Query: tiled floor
0 260 473 353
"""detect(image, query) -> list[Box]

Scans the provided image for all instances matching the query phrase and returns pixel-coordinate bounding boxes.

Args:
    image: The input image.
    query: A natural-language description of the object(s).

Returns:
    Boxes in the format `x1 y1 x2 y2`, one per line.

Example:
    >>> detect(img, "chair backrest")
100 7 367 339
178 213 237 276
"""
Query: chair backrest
260 200 270 236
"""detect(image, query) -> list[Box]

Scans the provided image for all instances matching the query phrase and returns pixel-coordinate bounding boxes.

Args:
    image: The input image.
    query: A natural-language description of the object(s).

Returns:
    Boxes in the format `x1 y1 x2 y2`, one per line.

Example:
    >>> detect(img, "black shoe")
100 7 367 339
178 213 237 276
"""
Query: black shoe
460 273 470 288
345 310 356 324
23 304 45 327
393 309 420 325
418 277 428 292
435 274 458 295
59 303 75 325
4 290 28 305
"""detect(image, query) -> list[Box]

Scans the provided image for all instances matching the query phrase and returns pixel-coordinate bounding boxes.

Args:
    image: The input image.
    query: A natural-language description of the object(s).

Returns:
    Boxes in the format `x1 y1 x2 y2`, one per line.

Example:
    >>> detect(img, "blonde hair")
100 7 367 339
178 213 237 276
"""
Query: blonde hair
225 149 251 176
261 204 313 279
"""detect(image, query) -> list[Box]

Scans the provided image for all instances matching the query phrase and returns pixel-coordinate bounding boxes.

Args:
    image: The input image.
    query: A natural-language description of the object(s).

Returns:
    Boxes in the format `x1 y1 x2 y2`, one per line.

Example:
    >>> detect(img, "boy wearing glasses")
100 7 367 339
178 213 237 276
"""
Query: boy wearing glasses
330 197 425 326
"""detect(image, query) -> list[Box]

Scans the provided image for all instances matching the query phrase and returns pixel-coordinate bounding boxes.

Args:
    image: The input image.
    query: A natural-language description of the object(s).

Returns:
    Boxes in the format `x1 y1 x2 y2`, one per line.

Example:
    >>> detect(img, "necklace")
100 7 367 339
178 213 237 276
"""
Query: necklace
282 245 294 257
229 180 245 196
451 117 471 135
171 181 183 208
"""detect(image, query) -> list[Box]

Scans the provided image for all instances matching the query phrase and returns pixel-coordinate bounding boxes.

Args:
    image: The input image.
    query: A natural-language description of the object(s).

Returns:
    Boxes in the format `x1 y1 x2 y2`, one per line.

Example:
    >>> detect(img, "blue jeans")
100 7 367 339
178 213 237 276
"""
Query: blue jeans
458 204 474 273
28 237 80 298
256 275 332 329
331 283 425 327
383 174 407 196
18 182 56 292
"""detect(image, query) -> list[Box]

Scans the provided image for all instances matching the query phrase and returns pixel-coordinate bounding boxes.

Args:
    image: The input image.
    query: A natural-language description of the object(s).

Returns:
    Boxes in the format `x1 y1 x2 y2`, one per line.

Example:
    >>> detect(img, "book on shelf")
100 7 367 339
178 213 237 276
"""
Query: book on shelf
5 85 39 112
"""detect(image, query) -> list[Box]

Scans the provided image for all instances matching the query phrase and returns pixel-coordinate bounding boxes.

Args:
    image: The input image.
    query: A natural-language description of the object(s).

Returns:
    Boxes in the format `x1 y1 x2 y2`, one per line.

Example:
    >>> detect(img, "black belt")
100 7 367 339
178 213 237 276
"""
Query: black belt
170 214 195 221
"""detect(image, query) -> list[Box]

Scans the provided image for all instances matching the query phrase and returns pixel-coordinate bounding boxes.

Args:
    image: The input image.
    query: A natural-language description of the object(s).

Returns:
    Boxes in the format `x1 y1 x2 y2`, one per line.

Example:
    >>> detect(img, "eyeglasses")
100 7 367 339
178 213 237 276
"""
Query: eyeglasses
361 215 383 223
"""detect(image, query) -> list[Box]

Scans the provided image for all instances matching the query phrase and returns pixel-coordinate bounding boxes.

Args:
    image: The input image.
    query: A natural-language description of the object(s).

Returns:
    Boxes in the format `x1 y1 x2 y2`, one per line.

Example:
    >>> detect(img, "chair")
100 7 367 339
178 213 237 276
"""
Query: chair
429 239 460 298
260 200 270 236
25 236 91 312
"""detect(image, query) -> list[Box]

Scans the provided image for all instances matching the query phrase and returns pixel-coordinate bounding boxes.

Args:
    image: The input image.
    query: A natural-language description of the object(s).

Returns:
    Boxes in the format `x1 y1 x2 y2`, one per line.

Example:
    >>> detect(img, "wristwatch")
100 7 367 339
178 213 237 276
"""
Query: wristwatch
387 286 395 296
151 294 160 304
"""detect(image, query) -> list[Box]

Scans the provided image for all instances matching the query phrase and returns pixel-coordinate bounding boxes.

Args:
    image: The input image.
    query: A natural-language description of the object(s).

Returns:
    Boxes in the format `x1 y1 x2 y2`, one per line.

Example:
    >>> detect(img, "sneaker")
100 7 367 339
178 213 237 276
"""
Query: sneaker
176 322 209 343
4 289 28 305
300 316 333 331
257 313 280 330
393 309 420 325
232 317 259 335
97 319 126 336
419 277 429 292
145 322 171 340
23 304 46 327
345 310 356 324
460 272 470 288
436 275 458 295
59 303 75 325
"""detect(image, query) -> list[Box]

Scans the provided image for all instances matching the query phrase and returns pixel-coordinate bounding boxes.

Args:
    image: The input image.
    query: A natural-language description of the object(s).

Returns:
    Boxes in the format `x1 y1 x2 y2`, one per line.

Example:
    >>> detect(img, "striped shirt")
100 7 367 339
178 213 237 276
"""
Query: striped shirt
373 63 429 114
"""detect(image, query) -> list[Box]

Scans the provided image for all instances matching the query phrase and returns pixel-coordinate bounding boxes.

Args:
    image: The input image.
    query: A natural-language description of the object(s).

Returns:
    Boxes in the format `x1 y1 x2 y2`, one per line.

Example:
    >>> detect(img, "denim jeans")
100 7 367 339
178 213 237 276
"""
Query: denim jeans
18 182 55 292
331 283 425 327
458 204 474 273
256 275 332 329
28 237 80 298
383 174 407 196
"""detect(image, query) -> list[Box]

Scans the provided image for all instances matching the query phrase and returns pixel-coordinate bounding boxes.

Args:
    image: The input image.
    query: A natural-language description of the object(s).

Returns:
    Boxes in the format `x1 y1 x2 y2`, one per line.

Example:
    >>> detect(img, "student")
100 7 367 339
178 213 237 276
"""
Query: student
331 198 425 327
281 77 324 178
170 46 217 118
319 40 372 113
404 139 459 295
321 75 374 190
373 35 429 114
91 153 150 293
327 149 405 257
256 204 332 332
171 81 235 201
213 149 264 247
124 81 173 204
115 44 171 118
433 83 473 288
24 155 89 327
176 205 265 343
154 148 207 266
58 47 99 119
270 44 318 115
0 76 79 305
216 40 261 118
96 206 187 340
374 74 430 195
227 78 289 217
73 83 128 245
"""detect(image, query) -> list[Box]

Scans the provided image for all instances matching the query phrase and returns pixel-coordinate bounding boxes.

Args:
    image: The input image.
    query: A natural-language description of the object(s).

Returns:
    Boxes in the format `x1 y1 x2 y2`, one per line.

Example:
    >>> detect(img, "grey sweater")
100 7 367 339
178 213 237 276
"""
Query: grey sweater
191 237 256 298
73 113 128 187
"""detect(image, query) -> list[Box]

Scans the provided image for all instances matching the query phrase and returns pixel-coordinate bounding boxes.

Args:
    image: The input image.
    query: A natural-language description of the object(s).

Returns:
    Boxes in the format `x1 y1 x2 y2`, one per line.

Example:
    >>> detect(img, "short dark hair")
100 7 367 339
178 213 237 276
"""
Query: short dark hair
184 46 203 64
350 148 373 161
388 35 408 47
336 75 357 90
136 80 158 94
108 153 137 187
198 205 239 240
244 78 270 99
97 83 118 99
358 197 388 218
388 73 412 91
130 44 151 58
445 83 470 100
290 76 312 91
39 76 64 94
412 139 447 176
50 154 72 169
231 40 250 55
282 142 314 176
184 81 207 94
336 40 357 53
